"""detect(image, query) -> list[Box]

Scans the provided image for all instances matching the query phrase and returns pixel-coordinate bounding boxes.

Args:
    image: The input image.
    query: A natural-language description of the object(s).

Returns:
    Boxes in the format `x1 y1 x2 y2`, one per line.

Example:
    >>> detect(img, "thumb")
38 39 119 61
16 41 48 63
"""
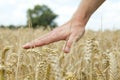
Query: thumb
63 34 76 53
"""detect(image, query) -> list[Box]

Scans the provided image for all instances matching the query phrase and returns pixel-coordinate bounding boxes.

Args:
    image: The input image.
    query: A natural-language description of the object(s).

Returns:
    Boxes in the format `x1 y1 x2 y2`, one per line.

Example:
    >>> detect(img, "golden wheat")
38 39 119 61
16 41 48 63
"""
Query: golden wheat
0 28 120 80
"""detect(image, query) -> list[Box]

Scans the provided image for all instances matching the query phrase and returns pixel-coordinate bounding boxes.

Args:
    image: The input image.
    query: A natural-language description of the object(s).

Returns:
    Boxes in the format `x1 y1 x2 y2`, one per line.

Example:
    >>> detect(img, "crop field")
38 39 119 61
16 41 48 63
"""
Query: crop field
0 28 120 80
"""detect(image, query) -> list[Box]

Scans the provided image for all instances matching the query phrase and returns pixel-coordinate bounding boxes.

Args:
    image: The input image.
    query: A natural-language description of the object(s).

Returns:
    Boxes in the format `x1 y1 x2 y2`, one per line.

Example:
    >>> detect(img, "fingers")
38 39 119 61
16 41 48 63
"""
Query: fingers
23 32 51 49
63 34 76 53
23 29 65 49
63 30 84 53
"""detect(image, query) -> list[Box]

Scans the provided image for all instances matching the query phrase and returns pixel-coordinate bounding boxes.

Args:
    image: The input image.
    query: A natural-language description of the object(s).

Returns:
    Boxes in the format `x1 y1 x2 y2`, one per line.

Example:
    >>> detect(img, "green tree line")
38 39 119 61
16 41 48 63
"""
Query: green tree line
0 4 58 29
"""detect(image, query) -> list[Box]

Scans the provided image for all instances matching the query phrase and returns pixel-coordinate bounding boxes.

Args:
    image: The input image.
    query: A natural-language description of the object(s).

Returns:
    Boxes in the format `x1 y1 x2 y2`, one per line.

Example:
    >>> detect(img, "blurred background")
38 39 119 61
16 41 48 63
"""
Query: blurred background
0 0 120 30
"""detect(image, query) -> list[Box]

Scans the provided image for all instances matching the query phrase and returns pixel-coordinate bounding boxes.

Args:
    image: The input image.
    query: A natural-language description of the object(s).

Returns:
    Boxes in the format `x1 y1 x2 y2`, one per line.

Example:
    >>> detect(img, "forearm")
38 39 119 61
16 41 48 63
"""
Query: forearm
72 0 105 26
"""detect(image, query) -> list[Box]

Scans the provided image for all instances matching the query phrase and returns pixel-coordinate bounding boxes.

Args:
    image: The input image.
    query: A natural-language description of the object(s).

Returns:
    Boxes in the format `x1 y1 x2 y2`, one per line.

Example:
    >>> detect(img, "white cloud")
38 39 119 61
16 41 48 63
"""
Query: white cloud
102 1 120 30
86 0 120 30
0 0 120 30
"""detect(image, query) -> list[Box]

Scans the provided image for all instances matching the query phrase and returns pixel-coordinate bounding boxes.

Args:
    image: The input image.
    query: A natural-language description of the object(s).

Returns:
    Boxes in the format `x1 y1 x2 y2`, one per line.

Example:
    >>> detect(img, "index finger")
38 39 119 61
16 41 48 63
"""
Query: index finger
23 28 64 49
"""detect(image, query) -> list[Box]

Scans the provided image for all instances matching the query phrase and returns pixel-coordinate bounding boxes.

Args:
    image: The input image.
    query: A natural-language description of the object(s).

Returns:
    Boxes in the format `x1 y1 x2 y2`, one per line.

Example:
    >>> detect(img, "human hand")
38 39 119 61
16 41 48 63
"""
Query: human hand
23 20 85 53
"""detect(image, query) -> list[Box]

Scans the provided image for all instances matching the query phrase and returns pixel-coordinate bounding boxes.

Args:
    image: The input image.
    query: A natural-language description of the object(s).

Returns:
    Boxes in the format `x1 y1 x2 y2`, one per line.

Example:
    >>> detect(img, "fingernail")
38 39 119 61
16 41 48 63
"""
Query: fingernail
65 47 70 53
23 45 27 48
23 43 29 48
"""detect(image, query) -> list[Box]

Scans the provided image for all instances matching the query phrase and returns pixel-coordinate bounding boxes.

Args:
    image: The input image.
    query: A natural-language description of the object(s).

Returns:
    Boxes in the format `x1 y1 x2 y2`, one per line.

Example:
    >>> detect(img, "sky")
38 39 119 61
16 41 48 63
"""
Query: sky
0 0 120 30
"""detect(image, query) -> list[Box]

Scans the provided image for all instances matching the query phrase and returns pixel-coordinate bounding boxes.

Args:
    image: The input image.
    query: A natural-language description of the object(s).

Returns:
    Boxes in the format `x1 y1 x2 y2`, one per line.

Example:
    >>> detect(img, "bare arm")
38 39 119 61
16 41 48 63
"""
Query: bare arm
72 0 105 26
23 0 105 53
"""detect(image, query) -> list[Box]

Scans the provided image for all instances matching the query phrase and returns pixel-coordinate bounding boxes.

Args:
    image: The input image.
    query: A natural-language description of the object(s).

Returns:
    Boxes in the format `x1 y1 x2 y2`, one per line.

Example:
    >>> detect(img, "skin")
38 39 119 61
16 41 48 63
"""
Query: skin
23 0 105 53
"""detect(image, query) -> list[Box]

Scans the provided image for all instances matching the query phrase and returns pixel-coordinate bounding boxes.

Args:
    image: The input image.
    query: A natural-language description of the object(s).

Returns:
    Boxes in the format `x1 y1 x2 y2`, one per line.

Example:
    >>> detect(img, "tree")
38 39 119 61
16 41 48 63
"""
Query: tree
27 5 58 29
8 25 16 29
0 25 5 28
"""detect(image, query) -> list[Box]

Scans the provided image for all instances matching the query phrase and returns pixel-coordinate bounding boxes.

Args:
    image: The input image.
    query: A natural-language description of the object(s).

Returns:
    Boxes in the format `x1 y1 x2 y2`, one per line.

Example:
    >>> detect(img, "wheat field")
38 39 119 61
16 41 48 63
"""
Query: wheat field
0 28 120 80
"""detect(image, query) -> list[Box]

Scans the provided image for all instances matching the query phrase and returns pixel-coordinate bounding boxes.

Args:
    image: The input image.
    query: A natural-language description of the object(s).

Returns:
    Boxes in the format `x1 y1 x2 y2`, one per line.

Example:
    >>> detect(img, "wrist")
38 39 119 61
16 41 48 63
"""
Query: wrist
71 11 91 27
